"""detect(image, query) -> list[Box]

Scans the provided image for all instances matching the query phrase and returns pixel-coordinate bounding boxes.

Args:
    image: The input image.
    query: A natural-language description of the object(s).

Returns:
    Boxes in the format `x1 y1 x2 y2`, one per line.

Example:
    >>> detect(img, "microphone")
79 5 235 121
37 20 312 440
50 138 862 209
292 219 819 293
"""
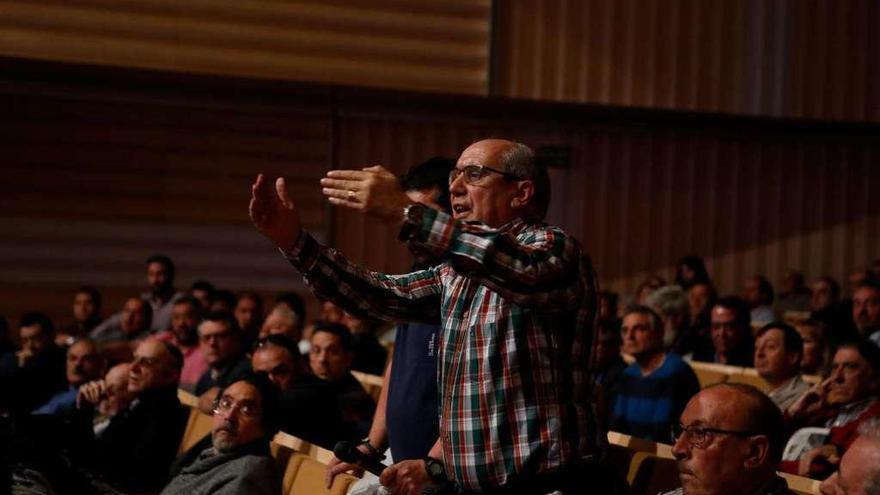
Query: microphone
333 440 387 476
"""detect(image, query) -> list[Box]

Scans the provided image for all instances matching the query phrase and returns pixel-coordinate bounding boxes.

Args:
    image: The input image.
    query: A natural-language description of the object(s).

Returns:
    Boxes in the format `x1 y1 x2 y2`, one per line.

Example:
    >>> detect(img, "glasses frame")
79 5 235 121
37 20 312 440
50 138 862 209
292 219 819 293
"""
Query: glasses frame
671 423 758 448
212 395 260 419
449 165 518 185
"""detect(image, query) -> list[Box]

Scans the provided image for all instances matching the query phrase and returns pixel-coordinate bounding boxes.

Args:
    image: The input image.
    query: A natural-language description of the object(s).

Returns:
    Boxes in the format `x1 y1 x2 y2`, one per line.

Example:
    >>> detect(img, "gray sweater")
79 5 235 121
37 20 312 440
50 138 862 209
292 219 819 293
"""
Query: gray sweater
160 446 279 495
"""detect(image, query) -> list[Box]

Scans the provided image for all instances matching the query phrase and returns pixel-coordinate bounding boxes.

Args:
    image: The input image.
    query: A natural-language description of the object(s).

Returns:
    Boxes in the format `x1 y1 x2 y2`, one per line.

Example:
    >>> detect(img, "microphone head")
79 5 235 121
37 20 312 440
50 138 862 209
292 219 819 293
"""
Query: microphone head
333 440 358 462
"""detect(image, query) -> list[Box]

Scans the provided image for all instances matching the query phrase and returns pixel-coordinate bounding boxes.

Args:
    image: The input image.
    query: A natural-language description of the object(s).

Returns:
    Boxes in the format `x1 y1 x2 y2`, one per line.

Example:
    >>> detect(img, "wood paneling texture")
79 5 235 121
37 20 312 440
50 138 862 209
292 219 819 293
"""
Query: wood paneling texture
495 0 880 122
0 0 490 95
0 83 332 325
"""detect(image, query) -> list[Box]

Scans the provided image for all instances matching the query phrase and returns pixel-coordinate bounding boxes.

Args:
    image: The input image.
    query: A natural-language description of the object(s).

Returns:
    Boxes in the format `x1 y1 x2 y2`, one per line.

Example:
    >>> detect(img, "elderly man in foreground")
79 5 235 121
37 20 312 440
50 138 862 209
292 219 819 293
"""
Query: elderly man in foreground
661 383 796 495
161 373 281 495
250 139 602 495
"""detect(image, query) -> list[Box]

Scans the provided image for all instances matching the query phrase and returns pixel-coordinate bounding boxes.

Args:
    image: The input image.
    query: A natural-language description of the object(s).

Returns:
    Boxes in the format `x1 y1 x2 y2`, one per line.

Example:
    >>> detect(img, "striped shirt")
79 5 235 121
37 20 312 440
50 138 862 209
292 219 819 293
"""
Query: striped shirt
283 208 599 492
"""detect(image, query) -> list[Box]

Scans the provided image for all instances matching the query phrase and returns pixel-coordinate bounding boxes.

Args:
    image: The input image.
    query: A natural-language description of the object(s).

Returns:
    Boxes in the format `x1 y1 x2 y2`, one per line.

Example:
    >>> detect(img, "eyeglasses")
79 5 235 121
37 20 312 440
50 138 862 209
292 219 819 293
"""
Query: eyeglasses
671 423 757 448
213 395 260 418
449 165 517 185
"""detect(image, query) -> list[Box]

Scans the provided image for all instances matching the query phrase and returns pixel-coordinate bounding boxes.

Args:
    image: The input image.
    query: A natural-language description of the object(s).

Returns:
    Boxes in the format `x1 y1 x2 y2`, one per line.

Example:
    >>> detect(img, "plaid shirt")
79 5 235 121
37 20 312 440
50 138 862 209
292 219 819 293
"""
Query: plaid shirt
283 207 599 492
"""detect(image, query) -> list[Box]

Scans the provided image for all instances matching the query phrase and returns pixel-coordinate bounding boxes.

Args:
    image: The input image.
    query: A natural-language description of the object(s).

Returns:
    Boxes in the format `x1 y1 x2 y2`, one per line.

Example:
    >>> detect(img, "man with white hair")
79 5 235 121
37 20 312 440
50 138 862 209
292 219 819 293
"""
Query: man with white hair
820 419 880 495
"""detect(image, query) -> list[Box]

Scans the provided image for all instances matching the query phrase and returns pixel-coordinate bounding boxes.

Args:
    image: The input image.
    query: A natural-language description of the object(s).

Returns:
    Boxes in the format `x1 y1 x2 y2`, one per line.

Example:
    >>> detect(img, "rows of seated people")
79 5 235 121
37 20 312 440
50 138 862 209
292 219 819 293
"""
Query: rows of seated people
595 255 880 491
0 254 388 494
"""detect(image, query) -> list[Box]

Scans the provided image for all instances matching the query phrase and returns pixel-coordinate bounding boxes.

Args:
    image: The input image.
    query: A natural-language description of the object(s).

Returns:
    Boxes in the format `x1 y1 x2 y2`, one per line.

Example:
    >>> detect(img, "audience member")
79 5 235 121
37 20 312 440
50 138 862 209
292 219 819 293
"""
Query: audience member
195 312 251 413
0 312 67 412
161 374 280 495
141 254 185 332
308 322 375 441
852 281 880 346
797 319 831 376
647 285 690 353
259 305 301 343
251 335 303 391
777 270 812 315
190 280 216 315
89 363 134 436
34 338 105 416
675 255 711 291
848 270 872 298
210 289 237 314
687 282 717 358
56 286 103 347
154 296 206 391
813 276 843 315
599 290 621 328
662 383 796 495
635 274 666 305
77 340 188 492
693 296 754 366
90 296 152 345
744 275 776 326
339 309 387 376
272 291 308 353
755 322 810 411
234 291 264 346
820 418 880 495
610 306 699 442
782 340 880 479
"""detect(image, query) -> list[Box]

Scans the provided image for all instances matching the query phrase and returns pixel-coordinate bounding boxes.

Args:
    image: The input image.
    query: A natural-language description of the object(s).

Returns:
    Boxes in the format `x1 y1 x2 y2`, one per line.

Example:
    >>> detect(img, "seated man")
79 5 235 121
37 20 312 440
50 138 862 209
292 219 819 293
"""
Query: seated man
86 362 134 436
820 419 880 495
693 296 755 366
610 306 700 442
782 339 880 479
0 312 67 412
852 281 880 346
194 312 251 414
77 340 188 493
154 296 206 391
258 305 302 344
744 275 776 327
90 296 153 363
161 374 280 495
662 383 796 495
56 286 103 347
755 322 810 411
34 338 105 416
308 322 375 442
646 285 690 353
234 291 264 347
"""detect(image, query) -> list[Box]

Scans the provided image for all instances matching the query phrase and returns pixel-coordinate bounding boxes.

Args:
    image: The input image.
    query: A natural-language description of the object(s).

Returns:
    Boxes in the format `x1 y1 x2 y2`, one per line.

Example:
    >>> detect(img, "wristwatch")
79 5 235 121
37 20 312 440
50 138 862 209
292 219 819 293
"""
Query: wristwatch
398 203 427 242
424 456 447 484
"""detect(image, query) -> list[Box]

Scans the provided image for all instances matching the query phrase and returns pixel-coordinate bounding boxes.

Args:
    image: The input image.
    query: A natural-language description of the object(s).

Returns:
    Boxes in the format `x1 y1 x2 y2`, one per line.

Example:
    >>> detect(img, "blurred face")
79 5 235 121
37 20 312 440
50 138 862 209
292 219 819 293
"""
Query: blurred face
73 292 98 323
680 265 696 284
849 271 868 295
621 312 663 360
235 296 261 333
852 287 880 334
260 310 299 342
146 261 171 294
199 320 238 368
449 140 522 228
827 347 878 406
689 284 712 320
101 364 133 416
212 381 265 452
822 436 880 495
20 324 52 356
405 188 445 266
796 324 824 374
192 289 212 312
711 306 746 357
595 330 621 370
742 278 762 308
128 341 178 394
811 280 835 312
120 298 147 336
309 331 352 381
252 346 297 391
320 301 345 324
66 340 103 386
671 388 759 495
754 329 799 383
171 302 199 344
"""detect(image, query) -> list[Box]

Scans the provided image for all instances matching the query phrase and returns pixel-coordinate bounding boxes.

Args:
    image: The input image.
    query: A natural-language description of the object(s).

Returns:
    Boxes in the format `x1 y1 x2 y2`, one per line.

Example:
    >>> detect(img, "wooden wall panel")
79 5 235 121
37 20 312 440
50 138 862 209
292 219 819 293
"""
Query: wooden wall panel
0 82 332 325
0 0 490 95
495 0 880 122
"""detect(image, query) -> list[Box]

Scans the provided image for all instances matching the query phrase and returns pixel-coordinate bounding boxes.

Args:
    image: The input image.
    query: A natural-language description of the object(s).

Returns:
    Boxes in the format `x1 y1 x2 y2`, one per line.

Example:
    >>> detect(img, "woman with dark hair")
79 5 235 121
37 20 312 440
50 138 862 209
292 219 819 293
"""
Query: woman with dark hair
675 254 711 290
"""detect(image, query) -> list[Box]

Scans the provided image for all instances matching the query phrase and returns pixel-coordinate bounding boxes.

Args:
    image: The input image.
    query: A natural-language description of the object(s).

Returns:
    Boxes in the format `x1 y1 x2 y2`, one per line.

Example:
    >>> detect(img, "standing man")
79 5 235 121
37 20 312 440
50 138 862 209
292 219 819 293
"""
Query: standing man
250 139 601 494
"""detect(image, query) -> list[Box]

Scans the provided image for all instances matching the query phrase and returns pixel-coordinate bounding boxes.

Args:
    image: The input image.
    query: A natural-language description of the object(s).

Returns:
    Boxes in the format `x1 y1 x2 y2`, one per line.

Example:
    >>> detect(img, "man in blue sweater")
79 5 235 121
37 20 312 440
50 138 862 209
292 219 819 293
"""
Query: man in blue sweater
610 305 700 442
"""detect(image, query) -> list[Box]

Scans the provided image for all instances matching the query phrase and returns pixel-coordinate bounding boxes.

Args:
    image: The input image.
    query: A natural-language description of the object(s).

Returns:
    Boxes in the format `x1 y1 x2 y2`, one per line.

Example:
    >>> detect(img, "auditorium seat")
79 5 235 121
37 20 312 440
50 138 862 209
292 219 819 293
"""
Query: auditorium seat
282 452 358 495
688 361 735 388
351 370 384 401
627 451 679 495
178 406 213 454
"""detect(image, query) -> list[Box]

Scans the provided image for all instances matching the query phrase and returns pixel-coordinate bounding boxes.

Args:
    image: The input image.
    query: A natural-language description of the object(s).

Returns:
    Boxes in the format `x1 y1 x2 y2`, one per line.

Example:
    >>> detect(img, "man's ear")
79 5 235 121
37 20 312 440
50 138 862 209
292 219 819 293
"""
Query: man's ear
510 180 535 209
743 435 770 469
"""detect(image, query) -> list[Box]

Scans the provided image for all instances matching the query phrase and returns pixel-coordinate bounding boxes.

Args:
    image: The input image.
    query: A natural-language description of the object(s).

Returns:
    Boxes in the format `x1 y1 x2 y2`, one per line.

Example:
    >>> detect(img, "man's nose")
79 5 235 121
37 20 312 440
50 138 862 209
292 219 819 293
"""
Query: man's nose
671 434 689 460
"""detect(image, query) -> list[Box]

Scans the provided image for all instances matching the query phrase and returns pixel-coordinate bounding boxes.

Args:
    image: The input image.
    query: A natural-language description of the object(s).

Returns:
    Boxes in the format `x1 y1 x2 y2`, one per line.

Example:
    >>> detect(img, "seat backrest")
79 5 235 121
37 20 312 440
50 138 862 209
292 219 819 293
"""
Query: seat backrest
779 472 822 495
283 452 357 495
628 451 680 495
689 362 737 388
726 371 771 393
350 370 384 401
177 388 199 408
178 406 213 454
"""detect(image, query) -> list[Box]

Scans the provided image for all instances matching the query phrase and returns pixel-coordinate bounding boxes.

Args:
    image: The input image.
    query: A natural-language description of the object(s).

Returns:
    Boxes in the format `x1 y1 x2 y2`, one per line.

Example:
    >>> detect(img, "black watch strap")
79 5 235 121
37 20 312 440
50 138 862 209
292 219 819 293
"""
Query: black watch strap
424 456 447 484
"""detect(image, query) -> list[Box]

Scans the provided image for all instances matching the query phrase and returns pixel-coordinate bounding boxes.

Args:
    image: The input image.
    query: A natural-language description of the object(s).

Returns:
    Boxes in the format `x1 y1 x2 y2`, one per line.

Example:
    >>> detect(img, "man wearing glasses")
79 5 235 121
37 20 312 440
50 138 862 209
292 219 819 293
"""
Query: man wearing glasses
250 139 601 495
161 373 281 495
662 383 796 495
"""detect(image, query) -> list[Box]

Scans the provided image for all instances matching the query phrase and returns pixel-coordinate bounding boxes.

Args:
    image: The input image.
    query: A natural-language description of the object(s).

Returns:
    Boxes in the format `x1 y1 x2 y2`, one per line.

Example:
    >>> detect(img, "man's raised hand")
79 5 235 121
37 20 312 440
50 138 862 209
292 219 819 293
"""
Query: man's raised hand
320 166 411 223
249 174 302 250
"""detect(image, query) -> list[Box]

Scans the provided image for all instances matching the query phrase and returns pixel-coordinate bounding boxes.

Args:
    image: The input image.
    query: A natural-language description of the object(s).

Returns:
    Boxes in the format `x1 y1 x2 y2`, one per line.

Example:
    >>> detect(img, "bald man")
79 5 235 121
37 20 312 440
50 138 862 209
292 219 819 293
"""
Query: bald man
820 419 880 495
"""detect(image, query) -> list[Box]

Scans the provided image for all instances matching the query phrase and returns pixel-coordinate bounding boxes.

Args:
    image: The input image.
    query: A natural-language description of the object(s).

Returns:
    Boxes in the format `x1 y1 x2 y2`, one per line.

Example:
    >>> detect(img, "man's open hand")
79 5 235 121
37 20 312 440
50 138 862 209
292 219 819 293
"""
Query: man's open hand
320 166 411 223
249 174 302 250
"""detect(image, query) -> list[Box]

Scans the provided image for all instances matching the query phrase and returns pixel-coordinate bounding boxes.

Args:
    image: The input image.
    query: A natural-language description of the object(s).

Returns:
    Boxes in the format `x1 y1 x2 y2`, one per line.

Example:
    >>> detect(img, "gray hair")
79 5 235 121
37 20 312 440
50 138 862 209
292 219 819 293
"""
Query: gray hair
646 285 689 318
858 419 880 494
268 305 300 330
499 142 550 221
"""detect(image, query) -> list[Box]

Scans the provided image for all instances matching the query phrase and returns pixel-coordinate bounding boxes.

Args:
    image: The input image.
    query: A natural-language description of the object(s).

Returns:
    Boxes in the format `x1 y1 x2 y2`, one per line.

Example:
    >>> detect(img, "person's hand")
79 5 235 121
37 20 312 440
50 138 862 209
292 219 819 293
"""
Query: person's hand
77 379 107 408
787 377 830 419
320 166 411 223
379 459 431 495
15 348 34 368
820 471 844 495
249 174 302 251
324 444 368 488
798 444 840 476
